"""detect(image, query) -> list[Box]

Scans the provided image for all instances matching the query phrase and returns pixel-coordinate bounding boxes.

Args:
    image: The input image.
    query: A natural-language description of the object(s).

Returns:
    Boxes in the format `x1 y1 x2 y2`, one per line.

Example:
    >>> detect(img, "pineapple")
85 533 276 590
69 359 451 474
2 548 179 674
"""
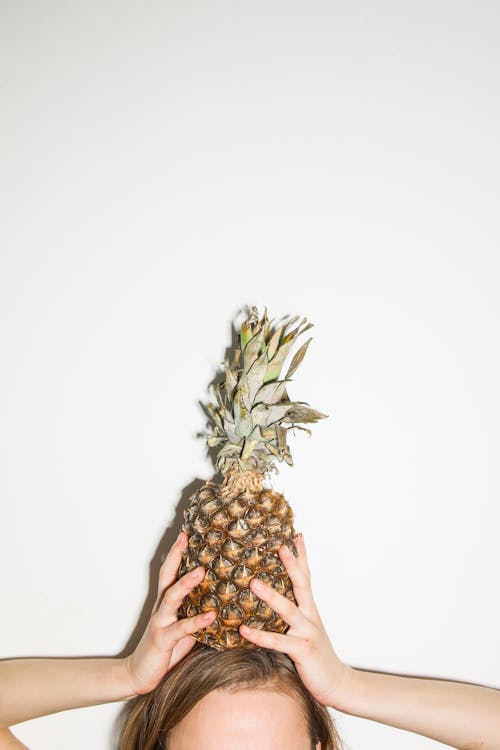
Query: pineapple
177 305 328 650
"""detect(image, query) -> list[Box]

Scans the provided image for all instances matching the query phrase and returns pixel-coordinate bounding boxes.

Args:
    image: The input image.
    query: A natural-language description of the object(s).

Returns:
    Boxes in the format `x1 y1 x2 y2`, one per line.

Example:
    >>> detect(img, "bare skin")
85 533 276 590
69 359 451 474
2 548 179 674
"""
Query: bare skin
167 687 320 750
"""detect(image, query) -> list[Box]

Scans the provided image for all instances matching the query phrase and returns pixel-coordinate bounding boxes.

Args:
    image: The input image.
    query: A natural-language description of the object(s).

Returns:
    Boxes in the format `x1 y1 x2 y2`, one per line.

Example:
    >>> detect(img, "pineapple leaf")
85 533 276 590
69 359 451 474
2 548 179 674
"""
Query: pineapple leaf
260 425 277 440
281 314 300 336
263 339 294 383
240 438 257 462
224 365 238 402
263 315 275 343
206 402 224 430
207 435 226 447
287 423 312 437
281 404 329 423
223 417 241 444
283 319 313 344
240 425 264 462
243 326 267 372
232 347 241 370
233 389 254 437
284 337 312 380
266 441 281 457
254 378 291 405
220 405 235 423
235 370 251 411
251 402 294 427
266 325 284 361
246 349 269 405
240 307 259 349
217 442 240 457
277 425 288 451
214 383 223 407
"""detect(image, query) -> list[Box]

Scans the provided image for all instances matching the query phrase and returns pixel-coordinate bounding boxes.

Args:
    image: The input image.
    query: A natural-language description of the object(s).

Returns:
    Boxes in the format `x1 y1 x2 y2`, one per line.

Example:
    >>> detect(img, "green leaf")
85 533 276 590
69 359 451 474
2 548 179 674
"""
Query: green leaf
240 307 260 350
263 339 294 383
267 325 284 361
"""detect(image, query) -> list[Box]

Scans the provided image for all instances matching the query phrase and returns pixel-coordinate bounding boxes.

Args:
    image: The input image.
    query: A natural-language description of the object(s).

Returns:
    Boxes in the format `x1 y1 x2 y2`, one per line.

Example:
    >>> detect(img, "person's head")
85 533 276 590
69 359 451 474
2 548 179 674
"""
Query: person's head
118 643 343 750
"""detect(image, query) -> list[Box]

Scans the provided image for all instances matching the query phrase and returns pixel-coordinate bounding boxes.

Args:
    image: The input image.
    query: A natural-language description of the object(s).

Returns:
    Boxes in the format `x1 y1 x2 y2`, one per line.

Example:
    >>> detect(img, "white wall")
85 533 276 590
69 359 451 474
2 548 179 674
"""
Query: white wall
1 2 499 748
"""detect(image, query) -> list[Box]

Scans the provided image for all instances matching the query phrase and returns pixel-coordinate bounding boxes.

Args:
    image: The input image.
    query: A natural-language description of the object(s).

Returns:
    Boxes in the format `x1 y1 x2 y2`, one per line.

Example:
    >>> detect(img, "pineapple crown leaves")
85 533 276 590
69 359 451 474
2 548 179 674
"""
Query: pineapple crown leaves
206 305 329 475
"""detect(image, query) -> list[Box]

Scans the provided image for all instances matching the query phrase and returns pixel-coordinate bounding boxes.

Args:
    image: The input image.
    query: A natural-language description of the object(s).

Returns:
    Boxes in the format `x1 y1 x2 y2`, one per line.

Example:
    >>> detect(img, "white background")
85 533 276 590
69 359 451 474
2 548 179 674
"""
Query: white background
1 2 499 748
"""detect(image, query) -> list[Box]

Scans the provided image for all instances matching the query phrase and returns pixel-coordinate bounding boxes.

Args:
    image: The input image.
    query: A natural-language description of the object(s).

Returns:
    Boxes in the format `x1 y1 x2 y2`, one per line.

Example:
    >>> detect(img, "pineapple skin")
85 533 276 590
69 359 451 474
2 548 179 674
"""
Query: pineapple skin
177 469 298 651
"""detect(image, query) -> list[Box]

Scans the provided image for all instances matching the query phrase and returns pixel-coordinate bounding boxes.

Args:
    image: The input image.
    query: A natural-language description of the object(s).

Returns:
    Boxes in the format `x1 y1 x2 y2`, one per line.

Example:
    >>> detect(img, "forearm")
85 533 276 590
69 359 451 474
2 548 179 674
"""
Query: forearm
0 728 30 749
337 665 500 750
0 657 136 728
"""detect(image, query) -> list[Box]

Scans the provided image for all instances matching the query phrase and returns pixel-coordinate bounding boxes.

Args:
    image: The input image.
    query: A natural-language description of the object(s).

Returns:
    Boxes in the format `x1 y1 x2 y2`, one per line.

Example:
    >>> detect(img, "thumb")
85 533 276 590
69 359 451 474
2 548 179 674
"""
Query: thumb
169 635 197 669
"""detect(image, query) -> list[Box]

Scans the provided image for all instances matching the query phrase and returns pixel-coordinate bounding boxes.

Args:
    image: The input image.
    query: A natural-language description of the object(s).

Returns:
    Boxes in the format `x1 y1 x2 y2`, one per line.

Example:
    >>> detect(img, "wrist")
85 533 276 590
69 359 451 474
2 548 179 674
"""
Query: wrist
120 657 140 700
327 663 357 712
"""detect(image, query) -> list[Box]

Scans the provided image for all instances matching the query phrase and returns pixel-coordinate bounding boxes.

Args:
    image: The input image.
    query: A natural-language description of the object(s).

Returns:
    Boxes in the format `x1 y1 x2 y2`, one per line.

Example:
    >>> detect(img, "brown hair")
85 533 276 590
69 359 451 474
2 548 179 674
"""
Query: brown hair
118 643 344 750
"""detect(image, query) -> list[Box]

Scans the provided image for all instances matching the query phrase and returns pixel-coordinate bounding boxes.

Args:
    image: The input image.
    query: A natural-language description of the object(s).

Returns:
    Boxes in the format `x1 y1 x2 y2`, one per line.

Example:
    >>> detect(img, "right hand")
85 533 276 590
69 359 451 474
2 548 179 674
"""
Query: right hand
123 532 216 696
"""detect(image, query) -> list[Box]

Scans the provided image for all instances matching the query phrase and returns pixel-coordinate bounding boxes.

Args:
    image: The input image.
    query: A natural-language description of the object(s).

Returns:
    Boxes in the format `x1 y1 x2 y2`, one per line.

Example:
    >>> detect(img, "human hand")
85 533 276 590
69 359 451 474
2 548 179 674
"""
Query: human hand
239 532 352 709
123 532 216 696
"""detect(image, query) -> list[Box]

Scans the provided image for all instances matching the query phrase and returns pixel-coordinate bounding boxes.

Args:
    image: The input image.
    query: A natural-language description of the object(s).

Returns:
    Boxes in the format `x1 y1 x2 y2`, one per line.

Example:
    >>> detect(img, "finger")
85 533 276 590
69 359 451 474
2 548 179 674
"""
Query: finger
239 623 303 655
249 577 308 630
287 532 311 577
296 532 312 575
155 565 207 622
157 532 189 596
162 610 216 644
278 535 317 615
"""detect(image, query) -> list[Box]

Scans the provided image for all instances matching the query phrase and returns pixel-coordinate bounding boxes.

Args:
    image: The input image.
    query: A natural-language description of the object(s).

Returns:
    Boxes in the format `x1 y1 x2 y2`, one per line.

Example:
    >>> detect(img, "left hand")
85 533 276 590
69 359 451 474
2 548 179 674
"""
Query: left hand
123 532 216 696
239 532 352 708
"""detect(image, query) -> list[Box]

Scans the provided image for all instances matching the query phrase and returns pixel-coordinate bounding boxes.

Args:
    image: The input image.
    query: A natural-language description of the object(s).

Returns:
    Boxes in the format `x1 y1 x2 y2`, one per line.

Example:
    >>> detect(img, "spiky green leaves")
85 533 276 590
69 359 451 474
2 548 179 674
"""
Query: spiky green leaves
206 306 328 475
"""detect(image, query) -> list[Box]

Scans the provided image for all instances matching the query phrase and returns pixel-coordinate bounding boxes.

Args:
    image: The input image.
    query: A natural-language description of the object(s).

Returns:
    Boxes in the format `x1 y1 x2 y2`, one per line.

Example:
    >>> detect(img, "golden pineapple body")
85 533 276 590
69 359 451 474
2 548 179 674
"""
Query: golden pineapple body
178 470 298 651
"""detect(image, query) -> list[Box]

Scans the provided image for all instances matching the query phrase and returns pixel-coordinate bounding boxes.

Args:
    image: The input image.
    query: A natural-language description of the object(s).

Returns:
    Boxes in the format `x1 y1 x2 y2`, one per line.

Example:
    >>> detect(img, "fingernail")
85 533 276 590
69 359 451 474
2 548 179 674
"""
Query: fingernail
251 578 263 590
281 544 291 556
